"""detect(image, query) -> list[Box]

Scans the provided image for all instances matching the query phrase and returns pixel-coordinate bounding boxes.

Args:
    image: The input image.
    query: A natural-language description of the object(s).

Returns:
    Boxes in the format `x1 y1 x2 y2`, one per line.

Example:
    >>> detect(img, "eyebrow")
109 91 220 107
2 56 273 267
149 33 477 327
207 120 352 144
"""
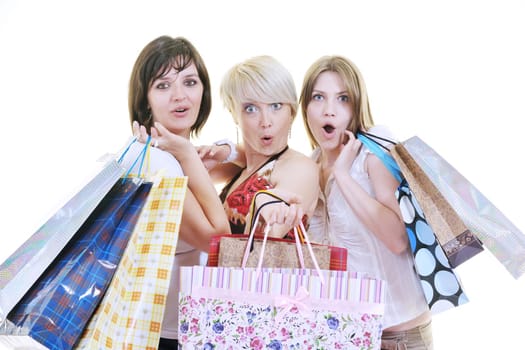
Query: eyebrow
181 73 199 78
312 89 347 95
157 71 199 82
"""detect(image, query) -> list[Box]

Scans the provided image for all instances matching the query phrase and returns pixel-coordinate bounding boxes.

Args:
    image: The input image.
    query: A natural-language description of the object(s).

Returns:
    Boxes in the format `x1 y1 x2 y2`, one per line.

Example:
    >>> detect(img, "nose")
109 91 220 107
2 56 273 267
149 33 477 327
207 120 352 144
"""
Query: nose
260 109 272 128
323 107 335 117
171 81 186 102
323 99 336 117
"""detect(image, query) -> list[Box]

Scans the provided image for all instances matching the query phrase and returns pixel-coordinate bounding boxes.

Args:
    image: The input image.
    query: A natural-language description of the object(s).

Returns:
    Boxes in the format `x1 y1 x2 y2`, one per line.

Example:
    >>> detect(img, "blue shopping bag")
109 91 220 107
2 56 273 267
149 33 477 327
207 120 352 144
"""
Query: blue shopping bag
0 159 125 319
6 177 152 350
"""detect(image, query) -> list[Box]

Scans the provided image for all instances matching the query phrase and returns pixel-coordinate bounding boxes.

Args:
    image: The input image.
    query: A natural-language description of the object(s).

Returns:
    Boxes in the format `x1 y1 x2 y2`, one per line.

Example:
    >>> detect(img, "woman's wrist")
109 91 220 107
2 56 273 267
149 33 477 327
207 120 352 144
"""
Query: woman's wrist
213 139 238 163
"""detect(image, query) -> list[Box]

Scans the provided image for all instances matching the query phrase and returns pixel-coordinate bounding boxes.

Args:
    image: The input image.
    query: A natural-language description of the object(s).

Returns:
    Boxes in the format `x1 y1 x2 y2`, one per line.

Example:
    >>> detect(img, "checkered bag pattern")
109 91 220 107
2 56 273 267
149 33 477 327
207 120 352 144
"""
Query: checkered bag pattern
7 178 150 350
76 176 187 350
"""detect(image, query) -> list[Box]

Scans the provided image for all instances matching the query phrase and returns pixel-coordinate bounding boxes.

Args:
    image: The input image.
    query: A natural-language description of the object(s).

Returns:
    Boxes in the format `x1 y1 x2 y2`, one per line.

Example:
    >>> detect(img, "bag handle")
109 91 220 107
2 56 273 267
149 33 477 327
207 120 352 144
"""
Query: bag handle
117 136 152 180
246 197 307 272
357 132 403 182
242 190 325 284
247 191 305 243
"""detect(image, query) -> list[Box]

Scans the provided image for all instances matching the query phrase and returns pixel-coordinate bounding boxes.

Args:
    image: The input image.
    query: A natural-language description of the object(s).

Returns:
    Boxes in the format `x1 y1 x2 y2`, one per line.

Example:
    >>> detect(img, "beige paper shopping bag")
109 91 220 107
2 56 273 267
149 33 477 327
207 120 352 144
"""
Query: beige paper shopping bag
392 143 483 268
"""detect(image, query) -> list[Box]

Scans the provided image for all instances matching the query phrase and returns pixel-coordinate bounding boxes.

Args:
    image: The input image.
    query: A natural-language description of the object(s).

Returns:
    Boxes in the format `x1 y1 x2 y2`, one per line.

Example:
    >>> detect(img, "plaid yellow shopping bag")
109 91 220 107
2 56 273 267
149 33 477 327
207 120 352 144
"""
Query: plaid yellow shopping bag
76 175 187 350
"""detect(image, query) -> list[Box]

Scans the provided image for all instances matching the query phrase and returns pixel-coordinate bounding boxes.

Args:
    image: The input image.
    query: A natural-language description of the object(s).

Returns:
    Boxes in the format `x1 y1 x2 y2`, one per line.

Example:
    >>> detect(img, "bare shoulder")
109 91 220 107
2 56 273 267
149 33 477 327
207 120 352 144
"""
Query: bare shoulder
279 148 317 169
272 148 320 210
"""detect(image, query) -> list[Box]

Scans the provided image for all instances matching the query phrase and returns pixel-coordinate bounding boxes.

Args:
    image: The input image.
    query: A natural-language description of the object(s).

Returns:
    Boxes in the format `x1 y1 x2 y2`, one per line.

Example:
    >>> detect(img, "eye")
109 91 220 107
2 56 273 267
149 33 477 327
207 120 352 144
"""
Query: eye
338 95 349 102
312 93 323 101
155 81 170 89
243 104 258 113
270 103 282 111
184 78 199 87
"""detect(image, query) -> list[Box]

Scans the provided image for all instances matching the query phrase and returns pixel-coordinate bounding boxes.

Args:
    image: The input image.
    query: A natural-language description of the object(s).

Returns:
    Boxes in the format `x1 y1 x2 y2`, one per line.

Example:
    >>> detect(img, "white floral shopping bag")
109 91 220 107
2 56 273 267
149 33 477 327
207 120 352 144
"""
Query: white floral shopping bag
178 266 386 350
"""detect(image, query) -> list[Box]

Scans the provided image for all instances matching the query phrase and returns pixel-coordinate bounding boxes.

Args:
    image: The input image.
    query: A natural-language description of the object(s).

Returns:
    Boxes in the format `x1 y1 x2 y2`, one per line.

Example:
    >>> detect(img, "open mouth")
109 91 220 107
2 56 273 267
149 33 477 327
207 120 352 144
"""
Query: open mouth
322 124 336 134
260 135 274 145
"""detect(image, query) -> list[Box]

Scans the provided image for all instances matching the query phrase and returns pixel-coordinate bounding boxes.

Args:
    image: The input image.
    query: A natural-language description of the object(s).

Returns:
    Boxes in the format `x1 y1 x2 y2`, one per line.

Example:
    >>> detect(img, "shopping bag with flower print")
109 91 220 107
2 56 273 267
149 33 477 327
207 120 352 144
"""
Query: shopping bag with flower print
178 266 385 350
180 204 385 350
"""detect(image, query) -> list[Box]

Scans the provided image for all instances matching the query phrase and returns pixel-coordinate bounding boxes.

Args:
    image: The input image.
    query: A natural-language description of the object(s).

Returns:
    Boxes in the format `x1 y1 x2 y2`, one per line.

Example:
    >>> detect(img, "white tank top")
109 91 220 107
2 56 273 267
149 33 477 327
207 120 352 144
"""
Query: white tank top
308 126 429 328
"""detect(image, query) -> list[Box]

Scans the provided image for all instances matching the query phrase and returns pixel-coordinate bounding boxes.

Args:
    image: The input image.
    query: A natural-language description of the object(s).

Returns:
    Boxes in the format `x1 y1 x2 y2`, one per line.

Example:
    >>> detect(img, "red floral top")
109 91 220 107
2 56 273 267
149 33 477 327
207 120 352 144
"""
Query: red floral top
220 147 306 239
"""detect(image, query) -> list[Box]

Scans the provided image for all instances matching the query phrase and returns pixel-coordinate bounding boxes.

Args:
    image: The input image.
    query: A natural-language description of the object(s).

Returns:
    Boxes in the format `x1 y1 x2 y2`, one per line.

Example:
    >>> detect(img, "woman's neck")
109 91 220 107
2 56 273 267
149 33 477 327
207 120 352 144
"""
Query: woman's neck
318 147 339 169
244 145 288 174
245 151 271 174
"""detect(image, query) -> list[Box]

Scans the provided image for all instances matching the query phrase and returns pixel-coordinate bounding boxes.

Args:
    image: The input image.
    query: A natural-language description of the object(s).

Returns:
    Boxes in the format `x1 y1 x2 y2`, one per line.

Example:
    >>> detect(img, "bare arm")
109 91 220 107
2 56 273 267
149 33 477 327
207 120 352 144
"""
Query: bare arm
179 188 228 251
333 131 407 254
255 152 320 238
149 122 231 251
197 142 246 184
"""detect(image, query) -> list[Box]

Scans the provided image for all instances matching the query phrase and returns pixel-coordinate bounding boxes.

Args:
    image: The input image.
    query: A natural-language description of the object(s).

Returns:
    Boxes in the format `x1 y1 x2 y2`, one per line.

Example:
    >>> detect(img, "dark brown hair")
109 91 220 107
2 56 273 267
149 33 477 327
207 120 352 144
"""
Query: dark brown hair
128 36 211 137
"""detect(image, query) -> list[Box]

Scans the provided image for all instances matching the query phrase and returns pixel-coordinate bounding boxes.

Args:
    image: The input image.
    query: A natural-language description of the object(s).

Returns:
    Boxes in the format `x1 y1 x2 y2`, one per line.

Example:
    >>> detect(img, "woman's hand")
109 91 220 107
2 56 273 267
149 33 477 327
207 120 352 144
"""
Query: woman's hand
132 121 195 160
196 144 230 170
132 120 150 143
333 130 361 174
254 189 304 234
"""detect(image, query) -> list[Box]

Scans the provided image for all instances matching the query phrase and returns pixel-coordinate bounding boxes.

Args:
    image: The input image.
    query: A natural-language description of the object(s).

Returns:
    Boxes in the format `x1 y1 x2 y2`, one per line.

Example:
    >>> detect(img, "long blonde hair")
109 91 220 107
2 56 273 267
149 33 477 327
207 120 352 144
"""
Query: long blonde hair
300 55 375 148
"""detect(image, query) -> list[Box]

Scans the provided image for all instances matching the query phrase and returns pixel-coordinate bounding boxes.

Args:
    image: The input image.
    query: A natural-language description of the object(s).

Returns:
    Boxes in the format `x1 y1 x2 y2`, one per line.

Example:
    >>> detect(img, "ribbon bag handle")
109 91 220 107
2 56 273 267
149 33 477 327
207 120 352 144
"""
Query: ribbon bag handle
241 190 325 284
357 131 403 182
117 136 152 180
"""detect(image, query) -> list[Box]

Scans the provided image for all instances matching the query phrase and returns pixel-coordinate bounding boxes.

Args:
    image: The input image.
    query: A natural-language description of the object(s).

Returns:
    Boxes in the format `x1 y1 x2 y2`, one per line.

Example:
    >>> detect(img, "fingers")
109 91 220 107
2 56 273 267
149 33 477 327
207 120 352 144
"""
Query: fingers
139 125 149 143
132 121 140 139
196 145 210 158
284 203 303 228
132 121 153 145
345 130 355 143
268 188 303 205
144 123 162 148
150 127 160 138
153 121 167 135
260 202 302 228
202 145 217 157
343 130 361 151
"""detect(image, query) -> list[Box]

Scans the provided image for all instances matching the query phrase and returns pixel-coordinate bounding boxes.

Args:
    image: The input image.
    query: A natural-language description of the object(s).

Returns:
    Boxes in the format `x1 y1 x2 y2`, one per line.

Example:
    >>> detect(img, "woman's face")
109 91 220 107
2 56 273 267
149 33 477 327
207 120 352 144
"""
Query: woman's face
306 71 352 152
237 100 292 157
147 62 203 138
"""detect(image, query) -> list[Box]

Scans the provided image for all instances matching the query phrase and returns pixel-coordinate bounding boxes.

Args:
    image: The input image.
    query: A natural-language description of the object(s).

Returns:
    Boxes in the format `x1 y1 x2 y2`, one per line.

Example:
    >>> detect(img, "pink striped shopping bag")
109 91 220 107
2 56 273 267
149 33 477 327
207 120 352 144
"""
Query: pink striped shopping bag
178 266 386 350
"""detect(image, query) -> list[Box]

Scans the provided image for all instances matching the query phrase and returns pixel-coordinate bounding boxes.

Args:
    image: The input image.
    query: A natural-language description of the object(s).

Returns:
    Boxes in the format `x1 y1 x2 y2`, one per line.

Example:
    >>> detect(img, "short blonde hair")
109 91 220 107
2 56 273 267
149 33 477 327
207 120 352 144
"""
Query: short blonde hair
220 55 298 123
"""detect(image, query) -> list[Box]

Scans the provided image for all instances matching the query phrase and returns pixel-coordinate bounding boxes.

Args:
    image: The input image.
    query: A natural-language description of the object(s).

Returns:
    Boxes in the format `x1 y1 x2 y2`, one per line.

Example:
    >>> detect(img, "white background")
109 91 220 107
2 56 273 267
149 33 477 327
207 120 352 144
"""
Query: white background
1 1 524 348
